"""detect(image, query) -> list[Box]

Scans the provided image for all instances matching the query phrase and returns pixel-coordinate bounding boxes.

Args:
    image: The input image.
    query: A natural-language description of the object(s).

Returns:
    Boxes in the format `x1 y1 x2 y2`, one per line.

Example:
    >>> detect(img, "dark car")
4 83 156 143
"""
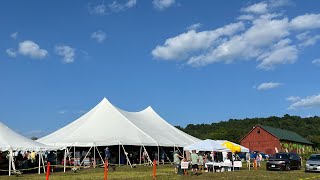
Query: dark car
266 152 301 171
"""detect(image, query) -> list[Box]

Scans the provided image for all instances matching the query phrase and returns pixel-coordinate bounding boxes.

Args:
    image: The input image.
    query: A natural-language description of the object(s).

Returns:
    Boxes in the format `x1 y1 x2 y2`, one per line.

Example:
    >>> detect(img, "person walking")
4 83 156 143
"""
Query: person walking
173 150 183 174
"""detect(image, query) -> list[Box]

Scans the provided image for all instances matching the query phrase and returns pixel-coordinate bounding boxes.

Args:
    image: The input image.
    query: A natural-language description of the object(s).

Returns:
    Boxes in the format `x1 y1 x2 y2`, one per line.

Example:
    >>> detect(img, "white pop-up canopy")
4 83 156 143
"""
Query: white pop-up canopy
184 139 249 153
0 122 55 152
38 98 199 147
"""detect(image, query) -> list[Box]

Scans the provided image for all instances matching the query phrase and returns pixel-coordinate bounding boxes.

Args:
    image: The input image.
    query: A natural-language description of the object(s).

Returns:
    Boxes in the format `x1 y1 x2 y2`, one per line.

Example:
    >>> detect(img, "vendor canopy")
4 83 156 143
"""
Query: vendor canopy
38 98 199 147
184 139 249 152
0 122 55 152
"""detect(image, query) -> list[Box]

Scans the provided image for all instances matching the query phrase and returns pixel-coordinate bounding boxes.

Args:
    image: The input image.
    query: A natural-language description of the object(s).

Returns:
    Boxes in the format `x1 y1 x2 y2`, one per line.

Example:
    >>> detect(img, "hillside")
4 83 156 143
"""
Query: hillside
177 114 320 148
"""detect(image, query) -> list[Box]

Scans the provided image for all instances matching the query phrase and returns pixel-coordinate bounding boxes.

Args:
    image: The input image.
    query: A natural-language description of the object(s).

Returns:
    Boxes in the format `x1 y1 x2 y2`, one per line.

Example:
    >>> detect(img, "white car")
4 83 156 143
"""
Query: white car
306 154 320 172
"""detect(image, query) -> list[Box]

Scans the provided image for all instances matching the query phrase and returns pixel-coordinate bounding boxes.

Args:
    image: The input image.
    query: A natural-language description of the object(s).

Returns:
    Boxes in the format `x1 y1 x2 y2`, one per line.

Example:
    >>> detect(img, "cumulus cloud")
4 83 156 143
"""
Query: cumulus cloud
11 32 18 39
153 0 175 10
237 14 255 21
241 2 269 14
257 39 298 70
256 82 282 91
18 40 48 59
290 14 320 30
89 0 136 15
152 22 245 60
286 96 301 102
55 45 75 63
296 32 320 47
151 0 320 70
312 58 320 66
288 94 320 110
91 30 106 43
6 48 17 57
187 23 201 31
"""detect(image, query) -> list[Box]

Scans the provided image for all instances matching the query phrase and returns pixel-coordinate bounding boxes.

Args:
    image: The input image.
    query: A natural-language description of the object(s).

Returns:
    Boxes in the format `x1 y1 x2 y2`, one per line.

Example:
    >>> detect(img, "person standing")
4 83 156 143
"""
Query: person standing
105 147 111 161
173 150 183 174
191 150 199 175
256 152 262 167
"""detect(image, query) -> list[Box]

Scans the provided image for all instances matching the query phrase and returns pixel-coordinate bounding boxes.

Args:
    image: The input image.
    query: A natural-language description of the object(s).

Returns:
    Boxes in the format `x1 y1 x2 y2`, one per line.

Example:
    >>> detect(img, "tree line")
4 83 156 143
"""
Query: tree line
176 114 320 149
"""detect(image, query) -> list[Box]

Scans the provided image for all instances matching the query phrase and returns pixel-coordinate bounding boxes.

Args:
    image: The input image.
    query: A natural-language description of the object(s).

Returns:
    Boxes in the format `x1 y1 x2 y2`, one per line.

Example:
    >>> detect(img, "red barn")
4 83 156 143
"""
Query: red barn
240 125 313 155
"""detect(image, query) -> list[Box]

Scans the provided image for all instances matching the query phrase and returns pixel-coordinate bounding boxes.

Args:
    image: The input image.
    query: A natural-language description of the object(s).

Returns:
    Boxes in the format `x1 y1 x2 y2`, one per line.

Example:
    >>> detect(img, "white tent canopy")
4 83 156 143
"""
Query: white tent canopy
0 122 55 152
184 139 249 153
38 98 200 147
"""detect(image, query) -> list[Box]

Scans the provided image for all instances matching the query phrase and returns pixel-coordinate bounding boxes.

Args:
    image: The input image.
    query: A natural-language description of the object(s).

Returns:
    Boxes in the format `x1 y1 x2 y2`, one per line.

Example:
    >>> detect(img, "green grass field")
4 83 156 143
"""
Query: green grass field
1 162 320 180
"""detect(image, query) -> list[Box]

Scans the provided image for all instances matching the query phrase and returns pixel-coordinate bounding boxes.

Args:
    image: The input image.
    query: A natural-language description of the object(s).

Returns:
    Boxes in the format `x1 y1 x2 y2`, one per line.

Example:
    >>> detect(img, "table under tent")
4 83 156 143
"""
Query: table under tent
38 98 200 171
184 139 250 172
0 122 58 176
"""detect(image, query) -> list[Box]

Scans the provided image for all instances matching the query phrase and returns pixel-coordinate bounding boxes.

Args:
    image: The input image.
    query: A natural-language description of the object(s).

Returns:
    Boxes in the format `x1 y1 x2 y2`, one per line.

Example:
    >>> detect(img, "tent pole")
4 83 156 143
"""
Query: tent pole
80 146 93 166
38 152 41 174
139 145 142 165
95 146 104 165
157 145 160 165
40 151 46 173
142 144 153 166
119 143 121 167
63 148 67 172
121 144 132 168
93 144 96 168
38 151 41 174
8 149 12 176
73 145 76 167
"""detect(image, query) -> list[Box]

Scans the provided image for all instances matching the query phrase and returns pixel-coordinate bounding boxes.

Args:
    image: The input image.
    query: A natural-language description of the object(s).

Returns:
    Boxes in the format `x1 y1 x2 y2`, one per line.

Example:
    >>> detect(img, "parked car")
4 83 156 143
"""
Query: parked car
266 152 301 171
306 154 320 172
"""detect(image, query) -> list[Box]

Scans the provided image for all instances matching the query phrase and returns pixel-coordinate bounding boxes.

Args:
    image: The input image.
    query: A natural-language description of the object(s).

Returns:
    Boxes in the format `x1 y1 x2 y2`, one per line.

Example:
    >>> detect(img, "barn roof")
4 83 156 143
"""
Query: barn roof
259 125 313 145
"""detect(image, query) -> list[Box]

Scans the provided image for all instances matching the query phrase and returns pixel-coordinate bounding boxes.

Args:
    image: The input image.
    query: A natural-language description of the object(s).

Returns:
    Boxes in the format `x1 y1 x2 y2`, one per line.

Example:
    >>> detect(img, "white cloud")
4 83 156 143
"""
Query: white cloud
286 96 301 102
11 32 18 39
288 94 320 110
91 30 106 43
312 58 320 66
187 18 290 67
237 14 255 21
296 32 320 47
153 0 175 10
257 39 298 70
152 22 245 60
55 45 75 63
256 82 282 91
241 2 269 14
290 14 320 30
89 0 136 15
6 48 17 57
18 40 48 59
187 23 201 31
152 2 320 69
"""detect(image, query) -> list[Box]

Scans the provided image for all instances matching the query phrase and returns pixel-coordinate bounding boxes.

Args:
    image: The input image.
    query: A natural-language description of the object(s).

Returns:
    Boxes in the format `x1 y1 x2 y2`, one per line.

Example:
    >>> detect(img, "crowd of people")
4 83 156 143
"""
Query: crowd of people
173 150 242 175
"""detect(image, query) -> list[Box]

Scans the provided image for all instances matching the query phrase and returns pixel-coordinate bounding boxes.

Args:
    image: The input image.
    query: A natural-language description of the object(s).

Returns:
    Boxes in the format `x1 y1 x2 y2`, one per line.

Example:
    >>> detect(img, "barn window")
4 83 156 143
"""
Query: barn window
257 129 260 134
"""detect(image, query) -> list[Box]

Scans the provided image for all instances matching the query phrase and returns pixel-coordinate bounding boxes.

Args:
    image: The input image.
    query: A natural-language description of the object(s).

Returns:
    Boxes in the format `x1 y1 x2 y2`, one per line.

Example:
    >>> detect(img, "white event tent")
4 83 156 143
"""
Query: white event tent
0 122 57 176
184 139 249 152
38 98 200 168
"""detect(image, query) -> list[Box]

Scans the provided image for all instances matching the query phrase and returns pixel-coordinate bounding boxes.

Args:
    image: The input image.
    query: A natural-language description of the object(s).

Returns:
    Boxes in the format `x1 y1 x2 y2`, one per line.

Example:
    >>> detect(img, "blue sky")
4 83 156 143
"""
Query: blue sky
1 0 320 138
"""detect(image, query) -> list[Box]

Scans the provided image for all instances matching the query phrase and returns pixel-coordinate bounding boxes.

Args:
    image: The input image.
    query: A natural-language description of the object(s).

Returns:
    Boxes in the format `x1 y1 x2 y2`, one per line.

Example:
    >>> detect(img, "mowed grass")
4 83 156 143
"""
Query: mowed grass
1 162 320 180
